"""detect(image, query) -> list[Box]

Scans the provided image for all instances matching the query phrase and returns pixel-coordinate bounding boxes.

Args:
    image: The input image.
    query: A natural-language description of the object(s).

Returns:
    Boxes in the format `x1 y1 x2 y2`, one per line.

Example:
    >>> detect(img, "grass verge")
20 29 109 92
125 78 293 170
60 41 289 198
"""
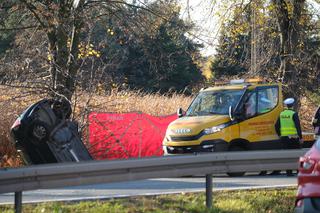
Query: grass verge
0 188 297 213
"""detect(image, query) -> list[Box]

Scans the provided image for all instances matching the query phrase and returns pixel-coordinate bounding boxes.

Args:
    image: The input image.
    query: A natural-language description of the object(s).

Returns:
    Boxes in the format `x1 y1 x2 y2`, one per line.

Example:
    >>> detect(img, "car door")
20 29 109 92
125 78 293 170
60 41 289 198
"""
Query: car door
239 86 281 149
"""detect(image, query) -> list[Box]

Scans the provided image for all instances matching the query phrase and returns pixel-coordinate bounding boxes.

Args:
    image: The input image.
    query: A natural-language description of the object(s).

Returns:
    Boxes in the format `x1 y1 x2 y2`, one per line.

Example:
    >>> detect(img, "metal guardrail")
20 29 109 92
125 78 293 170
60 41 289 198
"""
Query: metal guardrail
0 149 308 213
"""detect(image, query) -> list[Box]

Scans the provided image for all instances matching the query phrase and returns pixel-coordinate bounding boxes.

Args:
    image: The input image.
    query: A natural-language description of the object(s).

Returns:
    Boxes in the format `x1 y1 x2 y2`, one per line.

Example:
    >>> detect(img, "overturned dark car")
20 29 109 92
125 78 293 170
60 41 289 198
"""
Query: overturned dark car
11 99 92 164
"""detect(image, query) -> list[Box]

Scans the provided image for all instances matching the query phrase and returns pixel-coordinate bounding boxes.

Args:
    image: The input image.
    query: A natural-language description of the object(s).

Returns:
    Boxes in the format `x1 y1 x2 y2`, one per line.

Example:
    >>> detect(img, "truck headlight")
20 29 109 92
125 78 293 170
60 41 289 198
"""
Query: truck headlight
203 124 227 135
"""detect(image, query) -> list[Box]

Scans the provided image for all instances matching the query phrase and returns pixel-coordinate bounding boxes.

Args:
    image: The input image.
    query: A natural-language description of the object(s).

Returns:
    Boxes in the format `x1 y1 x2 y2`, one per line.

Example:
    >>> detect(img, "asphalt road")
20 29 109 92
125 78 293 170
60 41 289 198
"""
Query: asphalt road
0 173 297 204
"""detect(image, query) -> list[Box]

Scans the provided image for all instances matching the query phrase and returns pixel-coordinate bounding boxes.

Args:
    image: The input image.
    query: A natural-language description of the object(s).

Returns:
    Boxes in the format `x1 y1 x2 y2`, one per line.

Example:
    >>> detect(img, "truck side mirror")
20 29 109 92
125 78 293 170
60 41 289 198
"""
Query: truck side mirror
228 106 234 121
177 108 184 118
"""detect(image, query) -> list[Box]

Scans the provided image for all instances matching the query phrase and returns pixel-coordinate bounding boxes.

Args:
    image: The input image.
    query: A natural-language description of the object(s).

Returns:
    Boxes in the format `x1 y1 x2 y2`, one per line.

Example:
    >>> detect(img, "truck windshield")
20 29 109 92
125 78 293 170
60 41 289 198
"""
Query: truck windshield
186 89 245 116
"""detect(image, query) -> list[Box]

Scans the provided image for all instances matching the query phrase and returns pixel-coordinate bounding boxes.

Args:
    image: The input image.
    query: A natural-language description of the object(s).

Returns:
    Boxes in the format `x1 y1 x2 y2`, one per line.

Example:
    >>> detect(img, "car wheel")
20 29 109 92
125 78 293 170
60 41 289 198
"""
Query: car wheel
30 121 49 144
226 146 246 177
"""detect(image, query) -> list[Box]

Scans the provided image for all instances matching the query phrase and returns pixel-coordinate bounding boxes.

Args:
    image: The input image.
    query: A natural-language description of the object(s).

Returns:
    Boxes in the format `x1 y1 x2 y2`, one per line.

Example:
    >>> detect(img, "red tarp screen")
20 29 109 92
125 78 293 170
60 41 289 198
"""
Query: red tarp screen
88 112 177 160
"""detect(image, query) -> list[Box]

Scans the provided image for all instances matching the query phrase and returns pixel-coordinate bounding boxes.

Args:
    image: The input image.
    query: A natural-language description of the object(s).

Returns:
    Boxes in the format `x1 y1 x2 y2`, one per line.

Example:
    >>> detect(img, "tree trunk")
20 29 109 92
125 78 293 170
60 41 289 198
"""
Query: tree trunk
45 2 84 101
273 0 304 109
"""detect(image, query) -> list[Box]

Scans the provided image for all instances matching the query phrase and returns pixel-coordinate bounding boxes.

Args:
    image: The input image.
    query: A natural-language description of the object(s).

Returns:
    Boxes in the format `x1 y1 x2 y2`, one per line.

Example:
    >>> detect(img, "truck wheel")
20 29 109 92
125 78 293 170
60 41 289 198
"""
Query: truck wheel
227 146 246 177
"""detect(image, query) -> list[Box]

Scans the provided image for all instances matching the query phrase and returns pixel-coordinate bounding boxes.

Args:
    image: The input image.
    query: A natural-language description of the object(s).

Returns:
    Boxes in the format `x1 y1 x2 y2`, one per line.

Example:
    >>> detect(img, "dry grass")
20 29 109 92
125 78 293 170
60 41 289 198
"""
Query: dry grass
72 88 193 117
0 86 192 167
0 85 317 168
0 86 44 168
299 96 317 131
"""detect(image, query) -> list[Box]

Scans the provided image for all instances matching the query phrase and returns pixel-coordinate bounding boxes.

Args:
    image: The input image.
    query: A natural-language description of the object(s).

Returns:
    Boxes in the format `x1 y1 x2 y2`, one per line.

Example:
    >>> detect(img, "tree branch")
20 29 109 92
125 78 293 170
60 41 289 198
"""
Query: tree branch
86 0 168 21
0 25 43 31
19 0 47 28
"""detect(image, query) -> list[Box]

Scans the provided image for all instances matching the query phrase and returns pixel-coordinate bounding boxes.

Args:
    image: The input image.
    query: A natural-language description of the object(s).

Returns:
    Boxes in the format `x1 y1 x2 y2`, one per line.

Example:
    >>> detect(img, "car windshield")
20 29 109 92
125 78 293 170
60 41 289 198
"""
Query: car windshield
186 89 245 116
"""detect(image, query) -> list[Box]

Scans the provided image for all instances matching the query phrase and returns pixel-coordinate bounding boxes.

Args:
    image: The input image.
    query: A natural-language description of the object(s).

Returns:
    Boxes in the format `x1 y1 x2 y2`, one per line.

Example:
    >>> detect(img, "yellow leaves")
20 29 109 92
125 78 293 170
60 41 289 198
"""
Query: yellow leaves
47 39 101 61
47 54 52 61
230 22 249 37
96 83 105 95
266 4 276 12
298 16 309 26
297 42 304 50
256 17 265 26
270 31 279 38
231 27 243 35
77 42 101 59
107 28 115 36
286 2 294 18
202 57 214 80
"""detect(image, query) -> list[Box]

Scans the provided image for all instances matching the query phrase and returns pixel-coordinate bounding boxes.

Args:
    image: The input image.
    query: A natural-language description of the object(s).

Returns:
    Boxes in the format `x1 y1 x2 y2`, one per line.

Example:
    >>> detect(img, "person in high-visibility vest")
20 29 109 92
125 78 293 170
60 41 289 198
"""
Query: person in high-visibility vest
274 98 303 176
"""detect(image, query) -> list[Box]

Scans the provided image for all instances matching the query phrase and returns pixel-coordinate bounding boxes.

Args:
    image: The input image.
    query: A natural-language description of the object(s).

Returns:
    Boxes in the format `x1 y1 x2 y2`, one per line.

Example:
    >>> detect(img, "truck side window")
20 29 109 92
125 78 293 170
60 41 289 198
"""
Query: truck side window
245 92 257 118
257 87 278 114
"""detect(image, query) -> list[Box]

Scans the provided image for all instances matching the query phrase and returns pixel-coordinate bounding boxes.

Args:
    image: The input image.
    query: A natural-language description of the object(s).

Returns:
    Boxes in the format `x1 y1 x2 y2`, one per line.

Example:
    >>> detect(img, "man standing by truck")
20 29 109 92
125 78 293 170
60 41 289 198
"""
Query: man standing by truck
275 98 303 176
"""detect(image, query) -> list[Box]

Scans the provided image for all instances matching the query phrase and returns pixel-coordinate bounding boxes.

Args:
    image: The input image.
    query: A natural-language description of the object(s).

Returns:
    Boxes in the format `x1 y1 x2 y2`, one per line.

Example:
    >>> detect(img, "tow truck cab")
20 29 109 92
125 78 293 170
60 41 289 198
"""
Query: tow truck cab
163 79 314 155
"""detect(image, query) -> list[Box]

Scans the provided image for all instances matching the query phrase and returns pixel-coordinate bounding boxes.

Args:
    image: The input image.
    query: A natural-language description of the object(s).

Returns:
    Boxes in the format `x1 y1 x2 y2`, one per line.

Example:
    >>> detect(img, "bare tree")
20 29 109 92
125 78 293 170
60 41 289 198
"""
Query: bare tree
0 1 136 100
265 0 305 101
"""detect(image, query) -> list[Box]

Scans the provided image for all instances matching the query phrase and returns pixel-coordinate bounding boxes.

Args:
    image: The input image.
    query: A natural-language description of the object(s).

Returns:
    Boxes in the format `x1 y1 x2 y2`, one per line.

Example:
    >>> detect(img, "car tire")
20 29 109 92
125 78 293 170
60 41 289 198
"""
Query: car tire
29 121 49 144
226 146 246 177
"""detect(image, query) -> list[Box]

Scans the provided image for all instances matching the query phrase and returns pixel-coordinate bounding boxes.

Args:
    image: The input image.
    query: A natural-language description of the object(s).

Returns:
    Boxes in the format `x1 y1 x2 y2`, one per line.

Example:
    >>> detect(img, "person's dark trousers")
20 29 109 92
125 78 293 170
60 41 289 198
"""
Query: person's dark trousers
281 136 301 176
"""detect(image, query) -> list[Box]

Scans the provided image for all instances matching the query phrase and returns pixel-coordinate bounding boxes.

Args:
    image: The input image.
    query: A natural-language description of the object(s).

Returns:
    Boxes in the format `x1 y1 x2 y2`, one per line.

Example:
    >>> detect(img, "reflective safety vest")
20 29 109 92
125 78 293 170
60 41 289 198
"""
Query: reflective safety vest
280 109 298 136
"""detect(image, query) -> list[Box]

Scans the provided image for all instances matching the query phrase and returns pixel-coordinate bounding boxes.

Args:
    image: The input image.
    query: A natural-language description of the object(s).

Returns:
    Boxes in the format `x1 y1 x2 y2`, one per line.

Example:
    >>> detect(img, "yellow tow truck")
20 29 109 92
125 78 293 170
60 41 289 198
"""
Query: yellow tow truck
163 79 315 156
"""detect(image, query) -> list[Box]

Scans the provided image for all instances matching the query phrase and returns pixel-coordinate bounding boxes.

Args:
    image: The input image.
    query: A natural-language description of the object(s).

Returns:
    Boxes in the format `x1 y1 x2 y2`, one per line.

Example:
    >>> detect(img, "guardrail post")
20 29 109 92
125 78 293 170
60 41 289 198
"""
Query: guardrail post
205 174 213 208
14 191 22 213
